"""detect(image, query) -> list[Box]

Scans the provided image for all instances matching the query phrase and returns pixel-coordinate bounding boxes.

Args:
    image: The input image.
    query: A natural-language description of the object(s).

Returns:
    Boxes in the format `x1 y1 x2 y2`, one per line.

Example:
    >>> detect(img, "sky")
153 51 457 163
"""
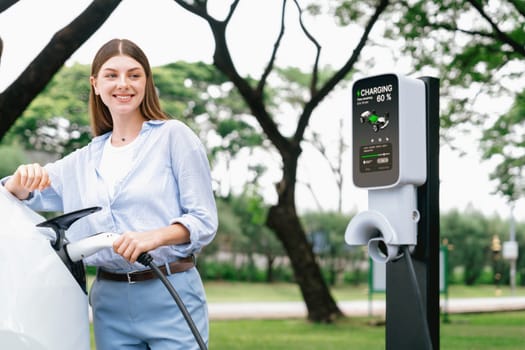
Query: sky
1 0 524 227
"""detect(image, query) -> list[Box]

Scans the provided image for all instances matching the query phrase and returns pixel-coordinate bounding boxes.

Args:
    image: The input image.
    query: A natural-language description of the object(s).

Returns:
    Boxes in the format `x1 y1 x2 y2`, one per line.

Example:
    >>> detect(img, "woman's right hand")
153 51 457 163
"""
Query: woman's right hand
4 163 51 200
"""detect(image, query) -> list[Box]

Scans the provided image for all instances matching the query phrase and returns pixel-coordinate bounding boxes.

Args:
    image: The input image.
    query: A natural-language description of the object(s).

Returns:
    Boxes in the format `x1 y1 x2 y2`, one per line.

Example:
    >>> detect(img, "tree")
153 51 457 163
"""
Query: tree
481 91 525 202
389 0 525 199
0 0 121 140
2 63 92 156
172 0 390 322
441 208 493 285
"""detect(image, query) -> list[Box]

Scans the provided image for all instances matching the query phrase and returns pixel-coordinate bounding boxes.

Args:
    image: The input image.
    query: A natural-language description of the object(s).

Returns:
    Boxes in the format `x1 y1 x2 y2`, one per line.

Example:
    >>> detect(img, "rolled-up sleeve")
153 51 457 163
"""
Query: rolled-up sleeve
168 124 218 255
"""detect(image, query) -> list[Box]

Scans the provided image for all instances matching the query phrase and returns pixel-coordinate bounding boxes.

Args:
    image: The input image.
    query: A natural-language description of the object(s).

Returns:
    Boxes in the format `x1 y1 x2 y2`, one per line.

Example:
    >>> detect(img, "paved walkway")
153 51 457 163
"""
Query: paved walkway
88 296 525 322
207 296 525 320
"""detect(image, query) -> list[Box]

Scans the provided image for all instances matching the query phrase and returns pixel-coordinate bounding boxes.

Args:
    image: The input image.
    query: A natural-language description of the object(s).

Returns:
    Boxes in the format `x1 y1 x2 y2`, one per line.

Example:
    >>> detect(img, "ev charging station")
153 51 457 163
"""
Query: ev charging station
345 74 440 349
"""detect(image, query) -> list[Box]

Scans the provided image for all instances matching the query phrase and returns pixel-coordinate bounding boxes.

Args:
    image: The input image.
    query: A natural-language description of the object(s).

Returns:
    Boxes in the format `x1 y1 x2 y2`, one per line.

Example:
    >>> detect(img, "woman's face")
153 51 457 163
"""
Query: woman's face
91 55 147 120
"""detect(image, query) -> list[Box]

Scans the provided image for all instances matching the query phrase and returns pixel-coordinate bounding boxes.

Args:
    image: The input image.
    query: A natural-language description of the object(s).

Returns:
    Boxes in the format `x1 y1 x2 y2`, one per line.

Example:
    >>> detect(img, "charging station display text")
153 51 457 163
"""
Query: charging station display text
352 74 400 188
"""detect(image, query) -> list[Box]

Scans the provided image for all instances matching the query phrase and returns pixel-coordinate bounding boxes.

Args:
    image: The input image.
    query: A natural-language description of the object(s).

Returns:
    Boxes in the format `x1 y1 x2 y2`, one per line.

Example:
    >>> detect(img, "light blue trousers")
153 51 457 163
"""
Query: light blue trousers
90 267 209 350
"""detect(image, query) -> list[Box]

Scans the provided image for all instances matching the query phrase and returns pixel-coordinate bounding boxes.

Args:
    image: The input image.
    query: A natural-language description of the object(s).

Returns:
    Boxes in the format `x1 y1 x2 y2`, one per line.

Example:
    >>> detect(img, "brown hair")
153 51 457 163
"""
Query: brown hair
88 39 169 136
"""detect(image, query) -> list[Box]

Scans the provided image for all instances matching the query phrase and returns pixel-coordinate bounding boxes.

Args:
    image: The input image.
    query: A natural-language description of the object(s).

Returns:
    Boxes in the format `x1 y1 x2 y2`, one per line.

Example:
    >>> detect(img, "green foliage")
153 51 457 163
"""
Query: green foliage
301 210 365 285
301 211 351 255
359 0 525 149
440 207 525 286
274 66 344 108
200 261 293 283
481 90 525 201
153 61 228 126
441 209 490 285
213 118 264 155
0 143 28 177
212 197 245 252
230 192 284 265
207 193 284 282
331 0 375 26
3 63 92 156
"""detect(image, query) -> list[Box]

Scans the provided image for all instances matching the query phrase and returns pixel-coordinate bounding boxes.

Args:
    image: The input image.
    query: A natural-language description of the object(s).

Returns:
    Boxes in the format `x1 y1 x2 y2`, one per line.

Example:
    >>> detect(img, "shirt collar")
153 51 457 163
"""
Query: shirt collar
141 119 166 131
92 119 167 144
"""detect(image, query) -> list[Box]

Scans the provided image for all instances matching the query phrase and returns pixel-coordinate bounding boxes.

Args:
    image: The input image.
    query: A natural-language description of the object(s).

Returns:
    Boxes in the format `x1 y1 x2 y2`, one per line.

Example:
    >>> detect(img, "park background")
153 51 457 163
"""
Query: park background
1 0 525 348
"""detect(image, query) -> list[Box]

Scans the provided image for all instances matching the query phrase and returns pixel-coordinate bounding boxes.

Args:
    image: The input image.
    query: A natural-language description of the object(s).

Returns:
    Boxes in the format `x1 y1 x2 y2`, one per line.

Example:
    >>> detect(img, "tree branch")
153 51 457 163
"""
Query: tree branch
224 0 240 22
0 0 121 140
294 0 390 144
297 179 324 212
292 0 321 96
257 0 286 96
426 21 495 39
173 0 291 155
466 0 525 56
172 0 213 21
0 0 18 13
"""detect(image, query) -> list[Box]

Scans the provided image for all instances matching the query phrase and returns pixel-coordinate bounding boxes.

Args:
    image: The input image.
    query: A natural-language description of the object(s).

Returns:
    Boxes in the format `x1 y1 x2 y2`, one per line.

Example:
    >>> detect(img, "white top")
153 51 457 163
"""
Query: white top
98 135 137 199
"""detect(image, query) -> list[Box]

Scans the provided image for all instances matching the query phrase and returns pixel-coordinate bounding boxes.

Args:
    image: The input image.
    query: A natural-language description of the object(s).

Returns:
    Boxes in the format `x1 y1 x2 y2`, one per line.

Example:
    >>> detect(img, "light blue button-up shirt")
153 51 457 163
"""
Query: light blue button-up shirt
22 120 218 272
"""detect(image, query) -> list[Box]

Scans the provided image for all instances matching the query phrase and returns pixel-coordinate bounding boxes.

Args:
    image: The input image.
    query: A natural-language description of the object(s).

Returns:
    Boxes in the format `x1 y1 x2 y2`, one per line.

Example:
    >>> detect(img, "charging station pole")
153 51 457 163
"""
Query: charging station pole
385 77 439 349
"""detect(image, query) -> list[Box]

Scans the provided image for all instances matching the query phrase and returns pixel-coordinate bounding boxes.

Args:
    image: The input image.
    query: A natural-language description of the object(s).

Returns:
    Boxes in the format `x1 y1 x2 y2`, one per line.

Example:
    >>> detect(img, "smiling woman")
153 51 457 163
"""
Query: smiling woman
90 55 148 145
2 38 218 350
88 39 170 139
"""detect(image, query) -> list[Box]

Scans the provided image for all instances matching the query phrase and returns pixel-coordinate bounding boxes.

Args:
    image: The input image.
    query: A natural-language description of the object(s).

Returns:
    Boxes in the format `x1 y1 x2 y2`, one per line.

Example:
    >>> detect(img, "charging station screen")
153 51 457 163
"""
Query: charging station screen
352 74 399 187
360 143 392 173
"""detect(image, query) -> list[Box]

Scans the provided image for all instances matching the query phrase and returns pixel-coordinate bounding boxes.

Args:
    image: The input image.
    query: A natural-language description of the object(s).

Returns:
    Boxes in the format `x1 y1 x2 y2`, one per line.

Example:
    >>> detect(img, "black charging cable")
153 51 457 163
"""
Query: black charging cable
401 246 433 350
137 253 208 350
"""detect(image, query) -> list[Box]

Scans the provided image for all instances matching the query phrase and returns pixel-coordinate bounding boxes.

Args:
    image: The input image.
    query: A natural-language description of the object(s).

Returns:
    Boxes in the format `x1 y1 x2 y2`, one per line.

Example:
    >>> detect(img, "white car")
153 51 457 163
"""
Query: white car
0 186 90 350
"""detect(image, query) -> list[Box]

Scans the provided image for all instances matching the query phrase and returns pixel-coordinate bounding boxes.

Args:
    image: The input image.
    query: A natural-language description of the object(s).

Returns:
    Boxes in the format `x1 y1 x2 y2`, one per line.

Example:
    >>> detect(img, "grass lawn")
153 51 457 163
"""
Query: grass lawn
88 281 525 349
90 311 525 349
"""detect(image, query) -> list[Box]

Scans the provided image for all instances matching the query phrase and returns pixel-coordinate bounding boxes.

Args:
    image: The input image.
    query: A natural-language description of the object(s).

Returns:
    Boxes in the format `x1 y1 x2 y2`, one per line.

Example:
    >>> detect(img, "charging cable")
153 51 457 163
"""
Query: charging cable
401 246 433 350
137 253 208 350
38 208 209 349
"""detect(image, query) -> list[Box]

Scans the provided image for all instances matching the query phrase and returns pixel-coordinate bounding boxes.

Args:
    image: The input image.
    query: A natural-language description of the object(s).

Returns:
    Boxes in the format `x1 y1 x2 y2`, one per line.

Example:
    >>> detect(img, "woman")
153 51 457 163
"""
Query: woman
3 38 217 349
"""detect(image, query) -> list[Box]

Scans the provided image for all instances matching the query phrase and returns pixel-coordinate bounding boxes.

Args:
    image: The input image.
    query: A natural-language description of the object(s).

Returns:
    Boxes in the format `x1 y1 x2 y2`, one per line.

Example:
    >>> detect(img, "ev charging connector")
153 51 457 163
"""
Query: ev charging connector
345 73 426 263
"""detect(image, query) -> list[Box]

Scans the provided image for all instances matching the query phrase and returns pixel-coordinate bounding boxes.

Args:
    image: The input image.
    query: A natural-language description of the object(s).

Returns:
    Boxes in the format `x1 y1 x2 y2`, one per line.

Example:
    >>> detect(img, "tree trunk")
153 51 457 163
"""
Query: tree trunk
267 202 342 322
266 255 275 283
267 151 342 322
